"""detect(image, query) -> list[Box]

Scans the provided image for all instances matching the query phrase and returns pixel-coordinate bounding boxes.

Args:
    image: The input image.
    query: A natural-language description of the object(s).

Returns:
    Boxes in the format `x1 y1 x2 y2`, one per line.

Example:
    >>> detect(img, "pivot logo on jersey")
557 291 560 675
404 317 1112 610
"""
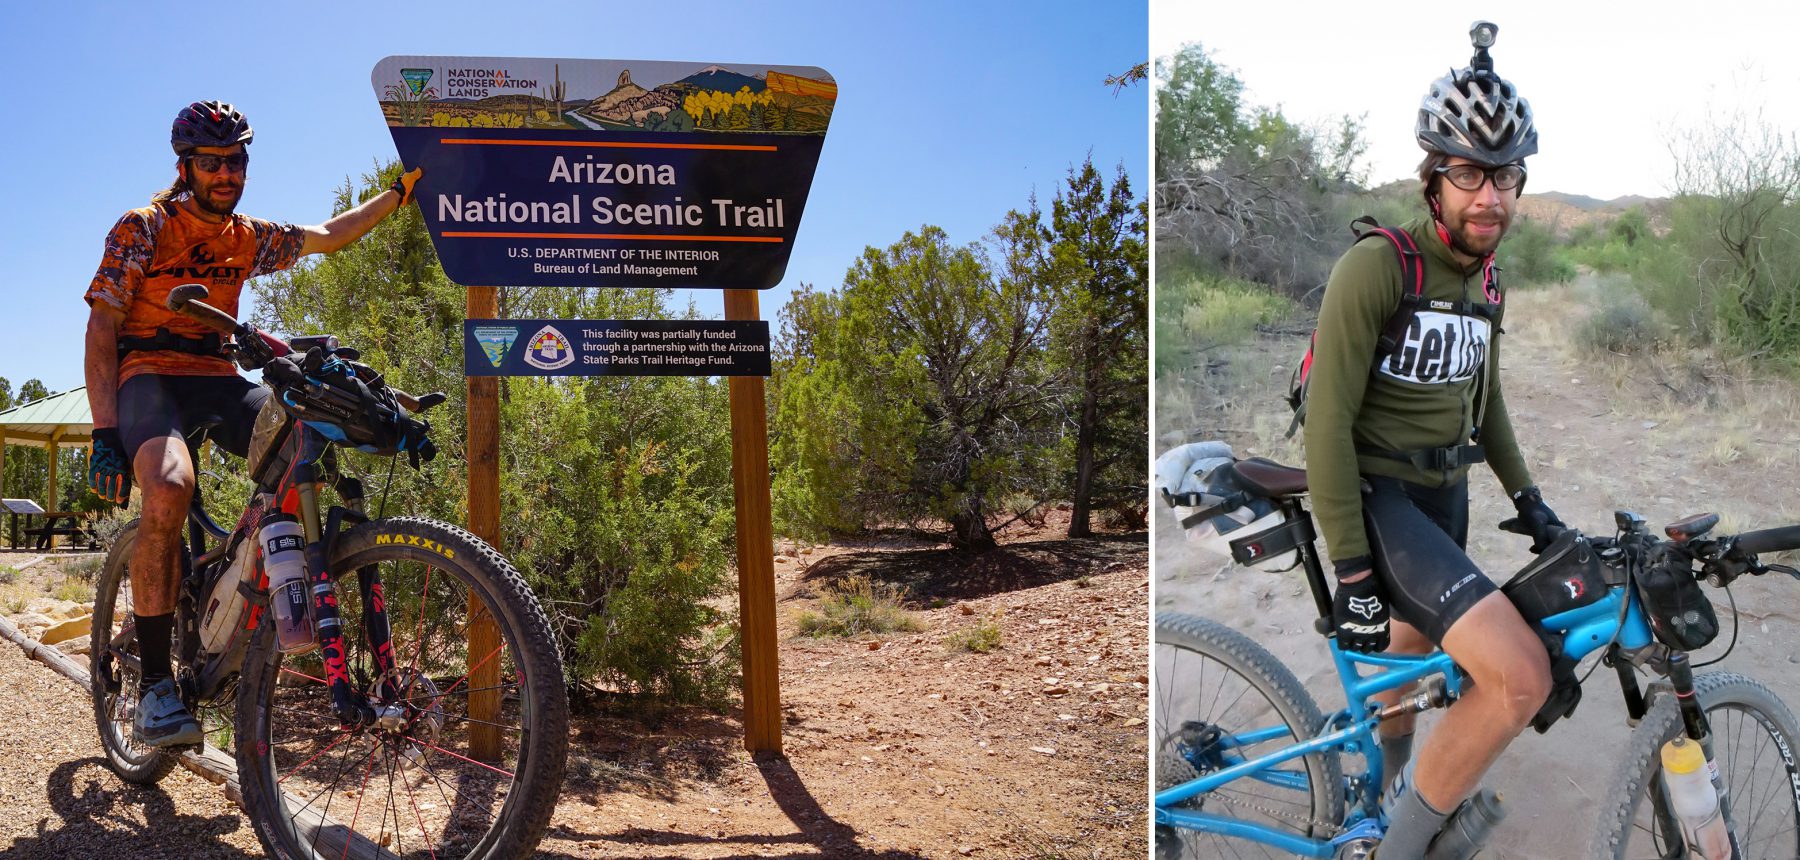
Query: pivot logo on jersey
189 244 216 265
523 325 575 370
1380 311 1491 385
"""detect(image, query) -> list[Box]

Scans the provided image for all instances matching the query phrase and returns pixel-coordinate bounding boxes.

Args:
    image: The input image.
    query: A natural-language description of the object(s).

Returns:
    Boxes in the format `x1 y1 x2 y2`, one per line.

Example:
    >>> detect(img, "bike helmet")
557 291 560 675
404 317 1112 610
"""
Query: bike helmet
1415 21 1536 166
171 100 254 155
1155 441 1299 571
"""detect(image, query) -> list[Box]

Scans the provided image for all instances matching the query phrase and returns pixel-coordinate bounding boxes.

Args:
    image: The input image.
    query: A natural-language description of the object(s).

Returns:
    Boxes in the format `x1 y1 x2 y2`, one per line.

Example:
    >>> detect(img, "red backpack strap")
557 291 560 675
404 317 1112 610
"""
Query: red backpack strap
1349 217 1426 358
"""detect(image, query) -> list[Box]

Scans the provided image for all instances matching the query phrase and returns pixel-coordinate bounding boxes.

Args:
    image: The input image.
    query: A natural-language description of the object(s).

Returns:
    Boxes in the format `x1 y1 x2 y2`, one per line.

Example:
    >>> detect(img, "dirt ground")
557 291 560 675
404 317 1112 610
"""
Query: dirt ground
0 510 1148 859
1156 279 1800 858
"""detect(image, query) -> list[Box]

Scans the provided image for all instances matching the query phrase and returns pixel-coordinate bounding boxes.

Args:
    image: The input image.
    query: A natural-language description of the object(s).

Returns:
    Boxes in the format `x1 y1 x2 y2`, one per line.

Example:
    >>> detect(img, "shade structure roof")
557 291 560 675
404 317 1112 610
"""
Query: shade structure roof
0 387 92 446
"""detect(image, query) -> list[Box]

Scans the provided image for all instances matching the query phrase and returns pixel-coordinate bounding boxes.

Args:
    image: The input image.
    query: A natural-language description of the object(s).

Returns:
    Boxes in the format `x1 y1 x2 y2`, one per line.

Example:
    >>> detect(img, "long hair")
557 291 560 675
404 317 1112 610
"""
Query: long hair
150 161 189 205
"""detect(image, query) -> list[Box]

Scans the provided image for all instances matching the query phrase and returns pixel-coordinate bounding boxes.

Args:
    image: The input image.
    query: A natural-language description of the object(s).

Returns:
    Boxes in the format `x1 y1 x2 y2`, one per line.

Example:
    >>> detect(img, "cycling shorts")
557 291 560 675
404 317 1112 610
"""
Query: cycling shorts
1360 474 1497 645
118 373 268 462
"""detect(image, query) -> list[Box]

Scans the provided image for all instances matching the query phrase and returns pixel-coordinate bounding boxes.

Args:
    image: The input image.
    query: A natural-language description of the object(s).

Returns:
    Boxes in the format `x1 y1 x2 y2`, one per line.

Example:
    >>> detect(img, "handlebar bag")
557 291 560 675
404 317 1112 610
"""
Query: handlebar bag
1635 551 1721 650
1501 529 1607 626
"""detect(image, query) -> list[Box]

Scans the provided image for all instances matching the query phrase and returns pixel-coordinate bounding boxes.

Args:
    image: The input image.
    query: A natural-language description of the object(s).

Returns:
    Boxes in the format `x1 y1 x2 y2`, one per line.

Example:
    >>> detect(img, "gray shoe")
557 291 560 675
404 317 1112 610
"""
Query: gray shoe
133 678 203 748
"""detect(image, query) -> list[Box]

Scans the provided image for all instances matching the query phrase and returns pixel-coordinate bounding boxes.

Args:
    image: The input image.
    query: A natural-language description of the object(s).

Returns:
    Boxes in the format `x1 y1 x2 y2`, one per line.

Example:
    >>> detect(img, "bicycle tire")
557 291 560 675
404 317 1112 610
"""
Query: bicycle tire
234 515 568 860
1591 671 1800 859
1155 611 1343 860
89 520 180 785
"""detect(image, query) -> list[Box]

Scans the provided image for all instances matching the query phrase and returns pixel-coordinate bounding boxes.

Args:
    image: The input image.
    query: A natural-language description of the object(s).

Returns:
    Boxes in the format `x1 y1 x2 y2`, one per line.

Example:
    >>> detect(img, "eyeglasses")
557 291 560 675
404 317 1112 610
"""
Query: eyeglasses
187 152 249 174
1434 163 1525 192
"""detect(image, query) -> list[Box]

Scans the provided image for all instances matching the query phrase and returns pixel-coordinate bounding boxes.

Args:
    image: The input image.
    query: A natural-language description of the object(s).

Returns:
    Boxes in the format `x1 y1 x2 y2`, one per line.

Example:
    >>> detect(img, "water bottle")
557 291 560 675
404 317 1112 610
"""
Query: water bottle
198 533 258 653
1661 736 1732 859
1424 787 1506 860
260 514 316 654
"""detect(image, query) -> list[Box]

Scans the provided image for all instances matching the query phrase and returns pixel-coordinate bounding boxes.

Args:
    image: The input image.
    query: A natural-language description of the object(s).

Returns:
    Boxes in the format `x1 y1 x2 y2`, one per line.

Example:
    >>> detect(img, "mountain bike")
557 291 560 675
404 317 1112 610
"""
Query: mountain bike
90 284 568 859
1154 456 1800 858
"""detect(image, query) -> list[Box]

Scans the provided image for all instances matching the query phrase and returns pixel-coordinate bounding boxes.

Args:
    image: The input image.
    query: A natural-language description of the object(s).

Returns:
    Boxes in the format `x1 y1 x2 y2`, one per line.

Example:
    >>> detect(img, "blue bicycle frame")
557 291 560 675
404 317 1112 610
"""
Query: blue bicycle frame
1156 567 1655 856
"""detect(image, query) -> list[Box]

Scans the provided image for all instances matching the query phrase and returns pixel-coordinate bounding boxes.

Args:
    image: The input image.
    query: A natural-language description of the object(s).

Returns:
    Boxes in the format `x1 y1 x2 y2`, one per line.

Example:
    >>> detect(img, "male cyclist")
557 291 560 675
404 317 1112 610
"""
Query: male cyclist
82 101 422 747
1300 25 1563 857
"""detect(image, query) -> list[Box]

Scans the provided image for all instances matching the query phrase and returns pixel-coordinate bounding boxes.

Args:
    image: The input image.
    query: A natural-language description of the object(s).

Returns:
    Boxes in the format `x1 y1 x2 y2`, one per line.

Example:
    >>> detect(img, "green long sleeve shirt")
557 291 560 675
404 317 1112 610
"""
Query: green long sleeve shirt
1302 219 1534 563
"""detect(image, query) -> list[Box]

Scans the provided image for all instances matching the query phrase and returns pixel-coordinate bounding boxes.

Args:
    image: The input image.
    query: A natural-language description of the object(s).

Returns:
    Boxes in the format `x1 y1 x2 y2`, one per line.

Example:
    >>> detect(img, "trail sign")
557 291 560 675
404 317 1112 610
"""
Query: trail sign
371 56 836 290
464 319 771 377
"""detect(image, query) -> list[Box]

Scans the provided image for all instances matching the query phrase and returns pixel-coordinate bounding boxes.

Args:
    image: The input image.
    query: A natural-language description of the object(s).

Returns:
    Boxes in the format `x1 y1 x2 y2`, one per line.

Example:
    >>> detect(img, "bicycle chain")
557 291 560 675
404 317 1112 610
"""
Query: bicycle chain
1157 741 1345 839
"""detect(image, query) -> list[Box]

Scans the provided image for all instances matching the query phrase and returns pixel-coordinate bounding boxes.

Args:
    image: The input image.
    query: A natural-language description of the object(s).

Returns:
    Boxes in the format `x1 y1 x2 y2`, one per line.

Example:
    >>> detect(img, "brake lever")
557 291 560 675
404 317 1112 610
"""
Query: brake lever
1760 562 1800 580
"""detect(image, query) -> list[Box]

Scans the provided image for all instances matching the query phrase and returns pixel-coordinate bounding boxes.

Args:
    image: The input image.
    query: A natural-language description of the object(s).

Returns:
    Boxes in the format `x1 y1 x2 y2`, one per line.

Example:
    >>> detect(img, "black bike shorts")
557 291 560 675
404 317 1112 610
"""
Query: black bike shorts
118 373 268 462
1361 474 1497 645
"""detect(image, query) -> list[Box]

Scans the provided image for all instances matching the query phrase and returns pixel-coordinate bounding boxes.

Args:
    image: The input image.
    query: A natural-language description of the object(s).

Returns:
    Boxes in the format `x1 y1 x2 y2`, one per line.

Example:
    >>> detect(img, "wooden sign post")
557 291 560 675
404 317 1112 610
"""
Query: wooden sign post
725 289 780 752
465 285 503 762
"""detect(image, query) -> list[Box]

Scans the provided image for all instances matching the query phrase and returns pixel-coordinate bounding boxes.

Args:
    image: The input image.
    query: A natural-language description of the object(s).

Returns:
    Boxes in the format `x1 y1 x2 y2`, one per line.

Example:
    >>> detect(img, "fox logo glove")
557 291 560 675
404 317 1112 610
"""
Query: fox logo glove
1333 574 1390 653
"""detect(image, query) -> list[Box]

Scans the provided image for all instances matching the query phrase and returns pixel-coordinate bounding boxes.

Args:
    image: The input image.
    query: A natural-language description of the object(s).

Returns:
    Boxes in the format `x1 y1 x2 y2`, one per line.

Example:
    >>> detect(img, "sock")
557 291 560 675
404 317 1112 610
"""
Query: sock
135 612 174 693
1382 774 1450 860
1380 732 1414 797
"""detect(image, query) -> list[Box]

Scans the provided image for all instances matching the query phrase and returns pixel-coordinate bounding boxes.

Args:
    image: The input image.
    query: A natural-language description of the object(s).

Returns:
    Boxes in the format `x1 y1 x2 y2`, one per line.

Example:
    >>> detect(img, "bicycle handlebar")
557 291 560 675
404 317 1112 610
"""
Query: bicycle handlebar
1733 525 1800 556
164 283 439 414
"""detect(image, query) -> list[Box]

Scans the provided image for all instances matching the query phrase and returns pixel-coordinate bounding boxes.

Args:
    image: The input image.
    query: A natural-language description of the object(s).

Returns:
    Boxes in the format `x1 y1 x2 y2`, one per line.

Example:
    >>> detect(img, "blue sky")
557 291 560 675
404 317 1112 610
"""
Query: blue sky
0 0 1148 395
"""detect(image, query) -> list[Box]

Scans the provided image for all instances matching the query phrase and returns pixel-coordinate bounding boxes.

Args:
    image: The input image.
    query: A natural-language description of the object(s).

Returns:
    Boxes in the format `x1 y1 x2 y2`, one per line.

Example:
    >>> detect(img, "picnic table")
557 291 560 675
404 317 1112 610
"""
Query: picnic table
3 500 97 551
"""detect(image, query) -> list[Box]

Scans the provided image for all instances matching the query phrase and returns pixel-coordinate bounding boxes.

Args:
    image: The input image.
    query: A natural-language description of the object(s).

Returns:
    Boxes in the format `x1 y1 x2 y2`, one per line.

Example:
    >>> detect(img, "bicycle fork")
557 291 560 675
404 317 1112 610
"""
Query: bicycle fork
290 460 399 729
1647 652 1741 859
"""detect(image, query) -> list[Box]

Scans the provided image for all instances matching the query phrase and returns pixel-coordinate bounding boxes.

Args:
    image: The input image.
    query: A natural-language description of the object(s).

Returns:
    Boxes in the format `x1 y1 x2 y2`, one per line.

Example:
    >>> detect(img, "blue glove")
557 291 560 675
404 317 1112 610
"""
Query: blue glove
89 427 132 504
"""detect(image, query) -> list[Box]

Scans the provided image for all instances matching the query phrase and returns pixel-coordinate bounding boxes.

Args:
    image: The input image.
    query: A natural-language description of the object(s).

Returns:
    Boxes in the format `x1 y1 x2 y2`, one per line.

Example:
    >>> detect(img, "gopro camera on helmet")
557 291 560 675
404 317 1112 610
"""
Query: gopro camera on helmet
1469 21 1498 76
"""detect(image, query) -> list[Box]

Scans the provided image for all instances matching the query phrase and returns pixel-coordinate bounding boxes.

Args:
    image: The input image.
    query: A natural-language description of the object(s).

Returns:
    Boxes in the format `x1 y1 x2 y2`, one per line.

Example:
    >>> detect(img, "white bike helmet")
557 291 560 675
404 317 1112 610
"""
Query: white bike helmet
1156 442 1299 571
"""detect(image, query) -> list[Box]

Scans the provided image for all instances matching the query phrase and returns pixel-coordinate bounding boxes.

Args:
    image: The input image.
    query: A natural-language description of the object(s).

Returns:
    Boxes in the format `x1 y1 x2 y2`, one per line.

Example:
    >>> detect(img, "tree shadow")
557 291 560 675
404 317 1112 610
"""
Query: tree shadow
4 757 257 858
558 708 744 805
798 532 1147 602
545 754 927 860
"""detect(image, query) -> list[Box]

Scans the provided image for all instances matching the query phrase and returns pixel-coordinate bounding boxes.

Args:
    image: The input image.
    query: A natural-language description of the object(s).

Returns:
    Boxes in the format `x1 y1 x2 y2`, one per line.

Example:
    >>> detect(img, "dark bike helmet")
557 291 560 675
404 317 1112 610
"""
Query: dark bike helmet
1415 21 1536 166
171 100 254 155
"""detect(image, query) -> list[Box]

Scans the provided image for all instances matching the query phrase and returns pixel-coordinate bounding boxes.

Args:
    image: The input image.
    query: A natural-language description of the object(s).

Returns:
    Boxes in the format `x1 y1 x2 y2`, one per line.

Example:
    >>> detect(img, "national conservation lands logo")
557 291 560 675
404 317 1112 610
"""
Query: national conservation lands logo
473 326 520 368
400 68 433 96
523 325 575 370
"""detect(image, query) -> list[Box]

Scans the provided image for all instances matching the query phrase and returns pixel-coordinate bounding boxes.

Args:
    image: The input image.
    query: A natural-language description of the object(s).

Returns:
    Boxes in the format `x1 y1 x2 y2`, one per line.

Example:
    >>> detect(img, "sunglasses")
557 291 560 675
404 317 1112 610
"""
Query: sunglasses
187 152 249 174
1434 163 1525 192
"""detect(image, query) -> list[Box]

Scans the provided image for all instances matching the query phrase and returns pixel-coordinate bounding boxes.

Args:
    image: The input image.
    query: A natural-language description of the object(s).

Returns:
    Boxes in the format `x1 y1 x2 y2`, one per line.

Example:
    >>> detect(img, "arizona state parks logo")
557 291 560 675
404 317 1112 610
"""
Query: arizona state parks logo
374 532 457 559
523 324 575 370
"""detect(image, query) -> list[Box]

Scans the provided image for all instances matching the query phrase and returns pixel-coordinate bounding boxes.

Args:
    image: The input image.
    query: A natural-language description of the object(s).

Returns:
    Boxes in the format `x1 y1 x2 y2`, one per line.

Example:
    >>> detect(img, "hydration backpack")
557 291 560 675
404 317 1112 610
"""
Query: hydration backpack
1284 217 1497 446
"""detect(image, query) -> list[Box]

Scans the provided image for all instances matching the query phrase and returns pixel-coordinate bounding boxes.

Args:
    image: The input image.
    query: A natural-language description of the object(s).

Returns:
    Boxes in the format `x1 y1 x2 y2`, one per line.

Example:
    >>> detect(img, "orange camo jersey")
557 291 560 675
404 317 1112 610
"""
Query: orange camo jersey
85 200 304 383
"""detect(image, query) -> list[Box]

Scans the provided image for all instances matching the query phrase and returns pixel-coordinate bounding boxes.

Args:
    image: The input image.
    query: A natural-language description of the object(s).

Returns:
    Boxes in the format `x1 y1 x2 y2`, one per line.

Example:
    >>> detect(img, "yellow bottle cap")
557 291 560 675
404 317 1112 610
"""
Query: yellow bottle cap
1661 736 1705 775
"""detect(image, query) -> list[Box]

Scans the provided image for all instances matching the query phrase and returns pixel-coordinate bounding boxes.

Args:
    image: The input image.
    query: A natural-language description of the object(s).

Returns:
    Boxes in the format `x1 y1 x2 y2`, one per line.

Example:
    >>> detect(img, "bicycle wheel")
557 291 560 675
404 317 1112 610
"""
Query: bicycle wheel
89 520 180 785
1154 612 1343 860
1591 671 1800 859
235 516 568 860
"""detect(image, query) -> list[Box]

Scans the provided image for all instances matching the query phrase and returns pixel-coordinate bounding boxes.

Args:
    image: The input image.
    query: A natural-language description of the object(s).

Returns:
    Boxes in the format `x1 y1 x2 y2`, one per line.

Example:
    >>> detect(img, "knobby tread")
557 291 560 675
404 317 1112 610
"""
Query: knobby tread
236 515 568 860
89 521 179 786
1155 611 1343 851
1589 671 1800 858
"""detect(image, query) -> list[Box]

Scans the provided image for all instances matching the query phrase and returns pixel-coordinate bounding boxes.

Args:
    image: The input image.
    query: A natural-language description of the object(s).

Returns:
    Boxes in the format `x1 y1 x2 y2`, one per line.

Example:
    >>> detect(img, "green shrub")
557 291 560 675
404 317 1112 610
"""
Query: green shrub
944 617 1003 653
795 575 923 638
1156 257 1293 376
65 555 103 583
1501 217 1575 285
1575 277 1664 356
54 577 93 604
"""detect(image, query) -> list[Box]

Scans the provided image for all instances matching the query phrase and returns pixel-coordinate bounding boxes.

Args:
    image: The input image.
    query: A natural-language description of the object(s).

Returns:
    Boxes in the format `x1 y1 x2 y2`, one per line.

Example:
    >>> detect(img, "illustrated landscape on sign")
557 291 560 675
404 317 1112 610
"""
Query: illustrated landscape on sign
378 62 836 133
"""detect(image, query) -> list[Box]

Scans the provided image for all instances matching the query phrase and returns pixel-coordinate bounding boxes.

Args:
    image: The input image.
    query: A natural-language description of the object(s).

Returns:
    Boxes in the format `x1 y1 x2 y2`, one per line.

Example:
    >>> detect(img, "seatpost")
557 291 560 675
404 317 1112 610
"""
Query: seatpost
1284 498 1336 622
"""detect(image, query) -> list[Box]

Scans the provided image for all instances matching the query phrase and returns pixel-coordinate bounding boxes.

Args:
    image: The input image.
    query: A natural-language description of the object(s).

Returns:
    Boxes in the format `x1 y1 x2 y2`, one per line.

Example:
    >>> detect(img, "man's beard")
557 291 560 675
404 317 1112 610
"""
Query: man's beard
1444 209 1509 258
190 176 242 216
